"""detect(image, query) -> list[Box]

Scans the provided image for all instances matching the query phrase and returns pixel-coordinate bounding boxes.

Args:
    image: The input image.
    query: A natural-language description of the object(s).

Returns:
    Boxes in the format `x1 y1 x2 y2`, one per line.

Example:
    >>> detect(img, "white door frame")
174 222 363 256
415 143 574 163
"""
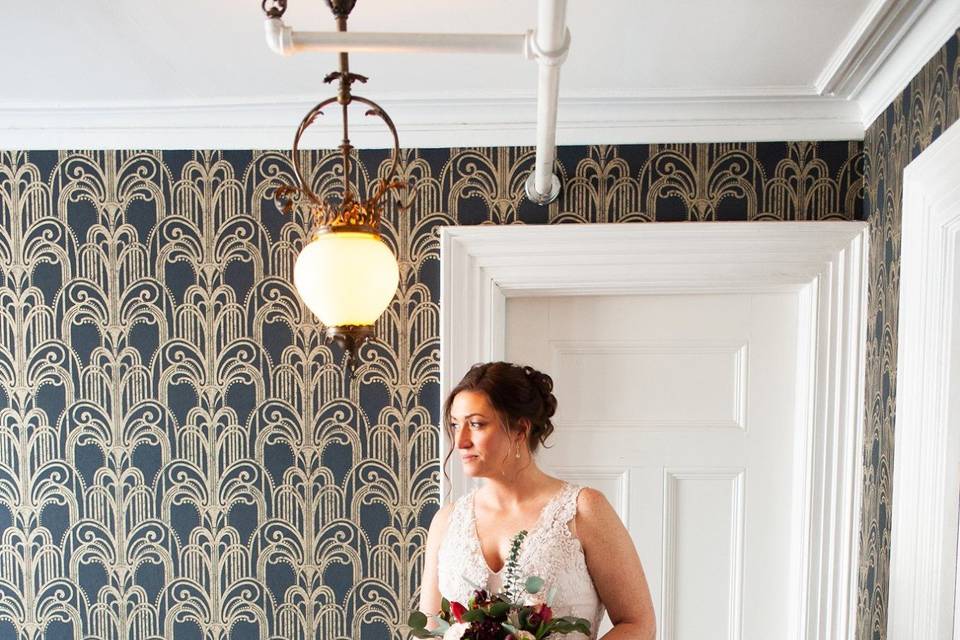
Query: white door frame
439 220 869 640
888 119 960 640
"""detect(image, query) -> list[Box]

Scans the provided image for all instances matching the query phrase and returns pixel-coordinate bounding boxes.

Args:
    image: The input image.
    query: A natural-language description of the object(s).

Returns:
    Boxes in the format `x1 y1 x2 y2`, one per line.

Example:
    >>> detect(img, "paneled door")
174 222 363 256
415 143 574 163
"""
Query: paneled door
505 292 803 640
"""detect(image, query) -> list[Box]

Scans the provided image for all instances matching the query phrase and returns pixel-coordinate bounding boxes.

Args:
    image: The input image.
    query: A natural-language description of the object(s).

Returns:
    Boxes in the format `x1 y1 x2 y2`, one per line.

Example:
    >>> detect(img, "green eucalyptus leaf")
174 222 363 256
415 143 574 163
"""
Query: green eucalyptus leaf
501 623 519 635
462 609 485 623
441 598 450 615
408 611 428 629
408 628 436 639
546 586 558 606
525 576 545 594
487 602 510 618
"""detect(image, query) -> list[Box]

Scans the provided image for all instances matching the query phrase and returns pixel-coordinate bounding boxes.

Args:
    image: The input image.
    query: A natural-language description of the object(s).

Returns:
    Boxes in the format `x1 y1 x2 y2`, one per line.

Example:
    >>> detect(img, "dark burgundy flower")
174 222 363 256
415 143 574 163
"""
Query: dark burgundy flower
469 618 502 640
540 605 553 623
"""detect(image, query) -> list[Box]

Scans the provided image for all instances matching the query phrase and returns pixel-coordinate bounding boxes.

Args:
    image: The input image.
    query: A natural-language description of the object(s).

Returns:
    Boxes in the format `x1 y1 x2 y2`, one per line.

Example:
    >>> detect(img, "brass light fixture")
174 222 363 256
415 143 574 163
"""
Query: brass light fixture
264 0 404 367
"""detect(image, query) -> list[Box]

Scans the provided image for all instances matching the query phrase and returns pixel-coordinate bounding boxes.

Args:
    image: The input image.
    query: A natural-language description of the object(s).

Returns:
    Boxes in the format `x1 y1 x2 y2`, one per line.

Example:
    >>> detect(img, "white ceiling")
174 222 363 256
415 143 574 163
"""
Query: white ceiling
2 0 958 148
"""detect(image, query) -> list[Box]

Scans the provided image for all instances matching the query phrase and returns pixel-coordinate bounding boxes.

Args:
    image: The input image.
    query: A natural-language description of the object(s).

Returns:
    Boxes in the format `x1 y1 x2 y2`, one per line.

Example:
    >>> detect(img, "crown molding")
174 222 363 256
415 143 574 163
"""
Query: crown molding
817 0 960 129
0 89 864 150
815 0 933 98
855 0 960 127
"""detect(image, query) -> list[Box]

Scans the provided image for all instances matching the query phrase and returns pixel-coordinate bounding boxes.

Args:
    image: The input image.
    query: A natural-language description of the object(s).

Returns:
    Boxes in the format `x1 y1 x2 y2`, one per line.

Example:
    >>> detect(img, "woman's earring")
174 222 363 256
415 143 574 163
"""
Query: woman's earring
515 443 521 459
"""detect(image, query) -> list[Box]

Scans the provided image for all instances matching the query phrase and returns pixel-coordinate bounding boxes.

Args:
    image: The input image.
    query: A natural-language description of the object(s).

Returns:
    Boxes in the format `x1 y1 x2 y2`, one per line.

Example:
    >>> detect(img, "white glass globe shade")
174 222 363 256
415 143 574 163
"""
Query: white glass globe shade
293 231 399 327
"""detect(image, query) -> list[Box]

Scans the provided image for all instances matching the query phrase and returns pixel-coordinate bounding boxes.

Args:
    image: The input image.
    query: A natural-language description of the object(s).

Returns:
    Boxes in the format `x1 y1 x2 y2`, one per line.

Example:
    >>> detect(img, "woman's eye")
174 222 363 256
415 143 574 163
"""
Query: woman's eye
470 422 483 429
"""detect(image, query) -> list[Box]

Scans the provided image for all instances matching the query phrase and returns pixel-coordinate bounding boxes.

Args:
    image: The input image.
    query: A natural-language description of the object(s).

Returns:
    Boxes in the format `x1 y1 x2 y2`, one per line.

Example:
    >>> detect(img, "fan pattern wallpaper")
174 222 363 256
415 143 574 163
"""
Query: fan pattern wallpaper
857 26 960 640
0 142 863 640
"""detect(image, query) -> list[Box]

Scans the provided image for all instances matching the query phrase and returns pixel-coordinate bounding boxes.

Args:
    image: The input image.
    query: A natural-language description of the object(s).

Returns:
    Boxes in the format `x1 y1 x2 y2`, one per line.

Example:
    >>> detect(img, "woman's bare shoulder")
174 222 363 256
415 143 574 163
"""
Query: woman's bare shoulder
572 486 620 539
575 486 613 514
428 501 456 538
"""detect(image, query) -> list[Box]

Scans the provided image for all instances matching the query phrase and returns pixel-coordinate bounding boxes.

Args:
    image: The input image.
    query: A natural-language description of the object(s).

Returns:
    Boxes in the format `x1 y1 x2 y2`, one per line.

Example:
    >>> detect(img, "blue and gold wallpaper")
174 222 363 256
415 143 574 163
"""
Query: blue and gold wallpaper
0 141 864 640
857 27 960 640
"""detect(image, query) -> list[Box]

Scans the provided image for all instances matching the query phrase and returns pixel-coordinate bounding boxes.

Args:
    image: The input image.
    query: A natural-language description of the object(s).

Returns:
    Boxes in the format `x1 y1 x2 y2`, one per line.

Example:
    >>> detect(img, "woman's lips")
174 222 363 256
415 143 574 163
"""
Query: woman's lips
461 455 478 462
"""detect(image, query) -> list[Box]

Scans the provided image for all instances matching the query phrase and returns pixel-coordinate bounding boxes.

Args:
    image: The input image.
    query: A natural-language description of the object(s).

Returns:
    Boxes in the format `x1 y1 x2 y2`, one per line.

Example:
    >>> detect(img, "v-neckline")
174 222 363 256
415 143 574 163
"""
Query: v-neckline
470 482 569 575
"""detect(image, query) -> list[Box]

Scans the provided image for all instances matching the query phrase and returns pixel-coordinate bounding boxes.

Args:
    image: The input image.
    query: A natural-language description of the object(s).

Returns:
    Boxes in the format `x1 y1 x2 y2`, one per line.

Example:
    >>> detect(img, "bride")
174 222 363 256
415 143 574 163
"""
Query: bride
419 362 656 639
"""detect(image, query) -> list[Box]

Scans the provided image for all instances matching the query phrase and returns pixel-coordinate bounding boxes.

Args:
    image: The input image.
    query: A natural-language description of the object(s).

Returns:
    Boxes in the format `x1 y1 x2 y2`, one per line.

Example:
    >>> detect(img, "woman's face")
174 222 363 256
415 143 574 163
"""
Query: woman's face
449 390 518 478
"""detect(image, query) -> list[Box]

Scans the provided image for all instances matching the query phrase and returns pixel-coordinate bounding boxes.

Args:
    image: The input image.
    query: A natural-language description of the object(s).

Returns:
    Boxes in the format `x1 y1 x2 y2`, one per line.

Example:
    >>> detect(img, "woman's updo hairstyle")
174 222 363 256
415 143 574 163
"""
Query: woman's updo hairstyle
443 361 557 453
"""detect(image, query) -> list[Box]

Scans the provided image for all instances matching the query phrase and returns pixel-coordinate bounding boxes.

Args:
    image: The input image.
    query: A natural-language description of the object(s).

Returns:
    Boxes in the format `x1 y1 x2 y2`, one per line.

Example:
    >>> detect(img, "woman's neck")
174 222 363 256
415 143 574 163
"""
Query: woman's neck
479 462 563 510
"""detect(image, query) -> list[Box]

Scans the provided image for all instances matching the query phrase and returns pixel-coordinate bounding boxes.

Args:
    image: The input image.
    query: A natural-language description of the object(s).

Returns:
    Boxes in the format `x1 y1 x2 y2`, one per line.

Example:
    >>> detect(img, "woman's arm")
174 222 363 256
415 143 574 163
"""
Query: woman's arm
419 502 454 622
575 488 656 640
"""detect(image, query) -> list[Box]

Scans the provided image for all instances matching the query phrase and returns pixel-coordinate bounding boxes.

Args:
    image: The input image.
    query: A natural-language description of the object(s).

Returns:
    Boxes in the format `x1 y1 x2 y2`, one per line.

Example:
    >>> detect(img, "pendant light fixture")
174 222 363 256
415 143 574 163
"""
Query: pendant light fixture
264 0 404 368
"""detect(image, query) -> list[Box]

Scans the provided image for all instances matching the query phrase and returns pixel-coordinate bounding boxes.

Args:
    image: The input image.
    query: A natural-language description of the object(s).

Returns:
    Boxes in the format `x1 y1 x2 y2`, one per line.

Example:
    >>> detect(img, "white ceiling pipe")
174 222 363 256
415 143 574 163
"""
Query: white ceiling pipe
266 18 527 56
265 0 571 207
525 0 569 205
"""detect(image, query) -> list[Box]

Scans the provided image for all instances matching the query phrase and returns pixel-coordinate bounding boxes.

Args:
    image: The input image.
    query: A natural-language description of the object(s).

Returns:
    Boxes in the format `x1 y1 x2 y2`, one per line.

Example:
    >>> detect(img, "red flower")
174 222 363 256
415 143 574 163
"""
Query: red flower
450 601 466 623
541 605 553 623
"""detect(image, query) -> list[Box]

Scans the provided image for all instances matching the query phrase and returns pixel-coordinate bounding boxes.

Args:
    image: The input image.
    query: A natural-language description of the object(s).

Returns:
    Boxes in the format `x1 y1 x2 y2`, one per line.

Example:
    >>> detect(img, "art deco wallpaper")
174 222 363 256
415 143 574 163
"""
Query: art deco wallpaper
0 141 865 640
856 27 960 640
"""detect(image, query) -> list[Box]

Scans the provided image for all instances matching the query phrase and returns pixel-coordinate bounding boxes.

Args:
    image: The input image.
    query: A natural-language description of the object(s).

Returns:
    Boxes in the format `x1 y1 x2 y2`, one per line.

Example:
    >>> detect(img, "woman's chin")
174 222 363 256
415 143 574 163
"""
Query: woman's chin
460 459 485 477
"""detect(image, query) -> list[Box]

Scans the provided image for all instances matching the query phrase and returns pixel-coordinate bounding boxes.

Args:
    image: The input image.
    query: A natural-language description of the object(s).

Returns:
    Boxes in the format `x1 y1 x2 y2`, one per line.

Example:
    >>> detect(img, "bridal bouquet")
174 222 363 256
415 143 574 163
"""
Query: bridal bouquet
408 531 592 640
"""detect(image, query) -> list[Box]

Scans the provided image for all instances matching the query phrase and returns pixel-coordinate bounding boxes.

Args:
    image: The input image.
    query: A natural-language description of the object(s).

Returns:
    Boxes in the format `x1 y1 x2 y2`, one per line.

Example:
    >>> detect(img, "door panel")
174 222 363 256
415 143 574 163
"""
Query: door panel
506 293 800 640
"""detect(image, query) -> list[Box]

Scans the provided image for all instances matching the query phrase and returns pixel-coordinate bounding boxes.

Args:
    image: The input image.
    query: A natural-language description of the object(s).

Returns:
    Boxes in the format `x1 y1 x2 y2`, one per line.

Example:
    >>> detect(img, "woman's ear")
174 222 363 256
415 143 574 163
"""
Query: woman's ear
517 417 532 443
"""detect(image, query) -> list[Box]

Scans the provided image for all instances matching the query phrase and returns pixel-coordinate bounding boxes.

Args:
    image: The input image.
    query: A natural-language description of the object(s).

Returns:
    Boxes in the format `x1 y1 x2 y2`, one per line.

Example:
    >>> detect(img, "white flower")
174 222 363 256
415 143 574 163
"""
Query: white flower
515 632 536 640
523 592 546 607
442 622 469 640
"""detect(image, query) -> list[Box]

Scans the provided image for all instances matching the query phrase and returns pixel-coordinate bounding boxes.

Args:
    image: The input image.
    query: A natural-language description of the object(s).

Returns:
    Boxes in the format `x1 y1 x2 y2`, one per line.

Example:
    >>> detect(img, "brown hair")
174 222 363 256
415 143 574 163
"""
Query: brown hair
441 362 557 489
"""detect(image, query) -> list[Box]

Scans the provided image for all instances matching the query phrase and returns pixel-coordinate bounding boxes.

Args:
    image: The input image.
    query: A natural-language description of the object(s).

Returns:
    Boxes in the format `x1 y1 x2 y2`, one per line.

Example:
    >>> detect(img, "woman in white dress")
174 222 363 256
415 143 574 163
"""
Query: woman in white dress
420 362 656 639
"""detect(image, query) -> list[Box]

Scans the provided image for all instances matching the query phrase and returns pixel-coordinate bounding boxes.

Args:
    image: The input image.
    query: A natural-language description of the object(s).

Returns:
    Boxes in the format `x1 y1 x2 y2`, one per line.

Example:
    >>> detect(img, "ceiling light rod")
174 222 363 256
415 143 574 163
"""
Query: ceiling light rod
262 0 571 206
264 22 529 56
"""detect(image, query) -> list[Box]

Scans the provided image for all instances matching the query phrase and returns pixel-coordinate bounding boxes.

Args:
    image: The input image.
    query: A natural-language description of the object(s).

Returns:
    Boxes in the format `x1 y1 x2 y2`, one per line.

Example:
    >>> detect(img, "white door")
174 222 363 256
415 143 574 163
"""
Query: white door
506 292 802 640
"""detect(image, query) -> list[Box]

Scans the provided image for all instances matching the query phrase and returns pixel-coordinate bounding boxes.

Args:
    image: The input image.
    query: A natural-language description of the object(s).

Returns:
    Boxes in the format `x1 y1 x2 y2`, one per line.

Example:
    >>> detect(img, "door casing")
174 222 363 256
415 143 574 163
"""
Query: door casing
439 220 869 639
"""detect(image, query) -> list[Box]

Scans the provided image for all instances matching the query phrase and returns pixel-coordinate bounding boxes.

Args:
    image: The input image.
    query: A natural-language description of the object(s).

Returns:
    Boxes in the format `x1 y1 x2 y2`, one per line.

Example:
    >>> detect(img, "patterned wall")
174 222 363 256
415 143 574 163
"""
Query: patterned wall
0 141 863 640
857 27 960 640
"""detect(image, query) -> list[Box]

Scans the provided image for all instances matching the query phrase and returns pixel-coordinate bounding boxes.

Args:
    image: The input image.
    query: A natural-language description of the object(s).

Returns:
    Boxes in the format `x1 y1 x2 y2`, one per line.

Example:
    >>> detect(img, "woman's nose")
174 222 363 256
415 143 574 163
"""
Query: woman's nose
456 427 471 448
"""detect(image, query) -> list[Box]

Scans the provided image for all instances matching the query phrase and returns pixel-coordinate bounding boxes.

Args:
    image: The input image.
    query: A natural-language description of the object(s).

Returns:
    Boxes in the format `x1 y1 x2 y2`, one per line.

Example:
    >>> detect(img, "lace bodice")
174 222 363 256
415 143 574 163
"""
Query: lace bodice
437 482 605 640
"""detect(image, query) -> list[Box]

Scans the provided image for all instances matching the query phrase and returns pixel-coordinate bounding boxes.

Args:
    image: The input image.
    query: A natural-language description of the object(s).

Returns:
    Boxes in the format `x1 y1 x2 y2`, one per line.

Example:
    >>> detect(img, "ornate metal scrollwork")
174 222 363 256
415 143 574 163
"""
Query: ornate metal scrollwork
271 94 405 236
261 0 287 19
268 0 406 237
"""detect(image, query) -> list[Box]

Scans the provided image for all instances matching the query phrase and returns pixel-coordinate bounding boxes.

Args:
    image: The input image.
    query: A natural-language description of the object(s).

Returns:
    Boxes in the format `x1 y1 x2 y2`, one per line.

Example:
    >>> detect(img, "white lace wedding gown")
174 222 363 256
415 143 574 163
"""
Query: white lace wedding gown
437 482 605 639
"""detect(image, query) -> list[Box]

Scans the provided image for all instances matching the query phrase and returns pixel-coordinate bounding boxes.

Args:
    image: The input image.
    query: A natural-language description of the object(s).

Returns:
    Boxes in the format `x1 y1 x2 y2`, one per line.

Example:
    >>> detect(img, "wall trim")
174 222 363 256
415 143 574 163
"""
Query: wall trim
888 120 960 639
0 90 864 150
439 221 869 640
